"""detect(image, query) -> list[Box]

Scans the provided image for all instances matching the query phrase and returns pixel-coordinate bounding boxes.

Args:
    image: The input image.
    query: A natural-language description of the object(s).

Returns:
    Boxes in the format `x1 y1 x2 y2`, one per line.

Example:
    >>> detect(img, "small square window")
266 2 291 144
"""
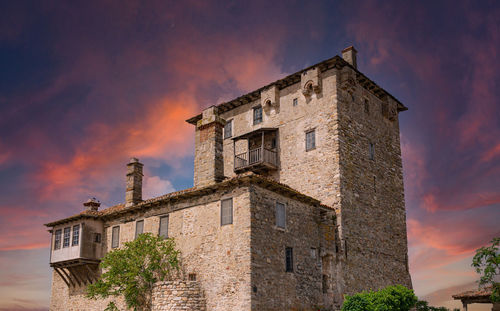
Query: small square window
111 226 120 249
221 198 233 226
63 227 70 248
369 142 375 160
54 229 62 250
306 130 316 151
253 106 263 125
285 247 294 272
224 120 232 139
276 202 286 229
293 98 298 106
135 220 144 239
159 215 169 238
72 225 80 246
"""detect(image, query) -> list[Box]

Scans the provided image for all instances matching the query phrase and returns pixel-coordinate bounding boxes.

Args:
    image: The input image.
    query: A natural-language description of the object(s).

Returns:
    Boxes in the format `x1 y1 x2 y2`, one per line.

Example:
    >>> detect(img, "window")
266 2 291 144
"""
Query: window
369 142 375 160
285 247 294 272
224 119 232 139
63 227 70 248
94 233 102 243
135 220 144 239
306 129 316 151
364 99 370 114
221 198 233 226
253 106 262 125
293 98 298 106
276 202 286 229
54 229 62 250
111 226 120 249
72 225 80 246
310 247 317 259
271 138 277 149
188 273 197 281
159 215 169 238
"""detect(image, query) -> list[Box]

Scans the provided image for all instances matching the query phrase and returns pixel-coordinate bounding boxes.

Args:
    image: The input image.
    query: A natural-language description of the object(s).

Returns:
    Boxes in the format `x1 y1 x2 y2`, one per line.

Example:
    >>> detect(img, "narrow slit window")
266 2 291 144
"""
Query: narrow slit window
221 198 233 226
306 129 316 151
111 226 120 249
54 229 62 250
159 215 169 238
276 202 286 229
293 98 298 106
364 99 370 114
369 142 375 160
253 106 263 125
72 225 80 246
63 227 70 248
285 247 294 272
224 119 232 139
135 220 144 239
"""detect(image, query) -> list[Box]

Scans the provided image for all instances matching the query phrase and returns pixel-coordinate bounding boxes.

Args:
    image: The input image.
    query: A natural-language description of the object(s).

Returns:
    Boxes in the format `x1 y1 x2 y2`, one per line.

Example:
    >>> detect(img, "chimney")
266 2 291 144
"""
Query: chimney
342 46 357 69
193 106 225 188
83 197 100 211
126 157 143 207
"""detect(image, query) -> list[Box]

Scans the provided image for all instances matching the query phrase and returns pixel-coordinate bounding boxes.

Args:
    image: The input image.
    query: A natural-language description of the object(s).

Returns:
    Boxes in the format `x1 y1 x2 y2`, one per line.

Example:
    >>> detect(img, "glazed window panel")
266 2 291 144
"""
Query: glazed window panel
224 120 232 139
54 229 62 250
221 198 233 226
293 98 298 106
135 220 144 239
159 215 169 238
253 106 263 125
111 226 120 249
63 227 70 248
306 130 316 151
285 247 294 272
72 224 80 246
276 202 286 229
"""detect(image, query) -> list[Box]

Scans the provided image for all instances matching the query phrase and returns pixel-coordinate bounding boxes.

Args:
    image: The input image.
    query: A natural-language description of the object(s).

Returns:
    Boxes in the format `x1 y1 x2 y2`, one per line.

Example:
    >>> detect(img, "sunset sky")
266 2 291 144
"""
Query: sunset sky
0 1 499 310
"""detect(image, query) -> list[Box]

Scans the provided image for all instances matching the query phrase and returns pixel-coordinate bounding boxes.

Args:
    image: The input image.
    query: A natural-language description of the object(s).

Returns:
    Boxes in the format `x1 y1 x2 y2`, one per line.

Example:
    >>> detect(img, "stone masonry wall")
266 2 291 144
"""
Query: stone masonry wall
152 280 206 311
335 65 412 294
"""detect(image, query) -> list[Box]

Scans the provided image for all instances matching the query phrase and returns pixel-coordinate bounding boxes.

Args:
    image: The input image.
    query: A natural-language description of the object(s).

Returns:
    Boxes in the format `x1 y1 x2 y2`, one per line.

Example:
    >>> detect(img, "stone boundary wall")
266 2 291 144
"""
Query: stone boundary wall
152 280 206 311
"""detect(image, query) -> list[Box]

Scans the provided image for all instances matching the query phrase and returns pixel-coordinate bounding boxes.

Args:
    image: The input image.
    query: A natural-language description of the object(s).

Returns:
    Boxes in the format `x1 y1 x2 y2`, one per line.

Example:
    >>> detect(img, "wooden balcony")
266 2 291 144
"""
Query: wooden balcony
234 146 278 173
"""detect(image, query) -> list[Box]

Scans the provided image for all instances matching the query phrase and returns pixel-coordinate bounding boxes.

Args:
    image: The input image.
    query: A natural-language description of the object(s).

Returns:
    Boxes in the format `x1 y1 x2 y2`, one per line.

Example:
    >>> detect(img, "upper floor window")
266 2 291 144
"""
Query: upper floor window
54 229 62 250
63 227 70 248
72 225 80 246
221 198 233 226
224 119 233 139
293 98 298 106
285 247 294 272
369 142 375 160
111 226 120 249
306 129 316 151
159 215 169 238
135 220 144 239
253 106 262 125
276 202 286 229
364 99 370 114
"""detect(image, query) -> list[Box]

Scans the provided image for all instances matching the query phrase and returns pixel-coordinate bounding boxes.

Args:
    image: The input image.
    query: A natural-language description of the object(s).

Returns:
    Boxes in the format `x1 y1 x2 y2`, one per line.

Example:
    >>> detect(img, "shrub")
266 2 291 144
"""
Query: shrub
341 285 417 311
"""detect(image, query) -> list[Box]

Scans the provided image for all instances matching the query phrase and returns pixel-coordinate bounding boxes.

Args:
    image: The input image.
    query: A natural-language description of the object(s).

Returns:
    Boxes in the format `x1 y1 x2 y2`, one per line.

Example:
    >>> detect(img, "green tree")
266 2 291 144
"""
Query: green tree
472 237 500 302
341 285 418 311
86 233 180 311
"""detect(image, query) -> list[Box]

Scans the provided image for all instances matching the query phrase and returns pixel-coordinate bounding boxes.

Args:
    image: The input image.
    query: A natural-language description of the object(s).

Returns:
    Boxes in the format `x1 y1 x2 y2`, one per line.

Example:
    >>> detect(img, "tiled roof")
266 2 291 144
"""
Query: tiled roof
44 172 334 227
452 286 493 299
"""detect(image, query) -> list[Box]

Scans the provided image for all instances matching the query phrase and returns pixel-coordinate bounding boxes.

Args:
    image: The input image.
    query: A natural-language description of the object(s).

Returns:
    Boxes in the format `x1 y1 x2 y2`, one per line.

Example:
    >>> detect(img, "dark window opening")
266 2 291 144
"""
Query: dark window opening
188 273 197 281
72 225 80 246
94 233 102 243
293 98 298 106
253 106 263 125
322 274 329 293
224 120 232 139
285 247 294 272
276 202 286 229
306 129 316 151
271 138 277 149
63 227 70 248
364 99 370 114
221 198 233 226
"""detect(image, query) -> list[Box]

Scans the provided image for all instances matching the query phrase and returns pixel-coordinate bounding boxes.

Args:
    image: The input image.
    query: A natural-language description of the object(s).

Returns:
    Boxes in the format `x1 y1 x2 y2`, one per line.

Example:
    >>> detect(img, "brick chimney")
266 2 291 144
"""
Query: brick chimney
83 197 100 211
194 106 225 188
126 157 143 207
342 46 357 69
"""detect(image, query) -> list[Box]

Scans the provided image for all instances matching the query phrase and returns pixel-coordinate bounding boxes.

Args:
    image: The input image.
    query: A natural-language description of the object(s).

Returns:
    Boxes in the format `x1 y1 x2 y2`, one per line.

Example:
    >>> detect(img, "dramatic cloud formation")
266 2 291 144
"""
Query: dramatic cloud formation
0 0 498 309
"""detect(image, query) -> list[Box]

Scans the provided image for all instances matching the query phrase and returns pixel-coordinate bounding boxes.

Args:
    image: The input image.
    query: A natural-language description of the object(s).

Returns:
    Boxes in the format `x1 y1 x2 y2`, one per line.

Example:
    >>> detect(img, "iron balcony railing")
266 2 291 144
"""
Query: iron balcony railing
234 146 278 171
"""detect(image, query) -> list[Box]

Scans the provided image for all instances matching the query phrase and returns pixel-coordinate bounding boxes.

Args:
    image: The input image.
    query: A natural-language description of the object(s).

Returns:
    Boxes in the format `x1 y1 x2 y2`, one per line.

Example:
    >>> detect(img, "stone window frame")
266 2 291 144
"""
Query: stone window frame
275 201 286 230
63 227 71 248
111 225 120 249
220 197 233 226
305 128 316 151
135 219 144 239
253 106 263 125
159 215 169 238
292 97 298 107
224 119 233 139
285 247 294 273
54 229 62 250
71 224 80 246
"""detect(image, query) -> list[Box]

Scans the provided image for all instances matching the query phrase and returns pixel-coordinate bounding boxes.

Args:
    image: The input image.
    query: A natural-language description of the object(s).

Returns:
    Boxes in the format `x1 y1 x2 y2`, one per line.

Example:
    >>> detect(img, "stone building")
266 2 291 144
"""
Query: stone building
45 46 412 310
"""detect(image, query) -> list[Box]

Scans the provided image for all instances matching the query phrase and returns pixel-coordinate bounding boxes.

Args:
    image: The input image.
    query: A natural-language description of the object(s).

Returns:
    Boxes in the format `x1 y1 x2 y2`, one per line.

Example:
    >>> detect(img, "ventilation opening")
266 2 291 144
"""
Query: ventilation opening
188 273 197 281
